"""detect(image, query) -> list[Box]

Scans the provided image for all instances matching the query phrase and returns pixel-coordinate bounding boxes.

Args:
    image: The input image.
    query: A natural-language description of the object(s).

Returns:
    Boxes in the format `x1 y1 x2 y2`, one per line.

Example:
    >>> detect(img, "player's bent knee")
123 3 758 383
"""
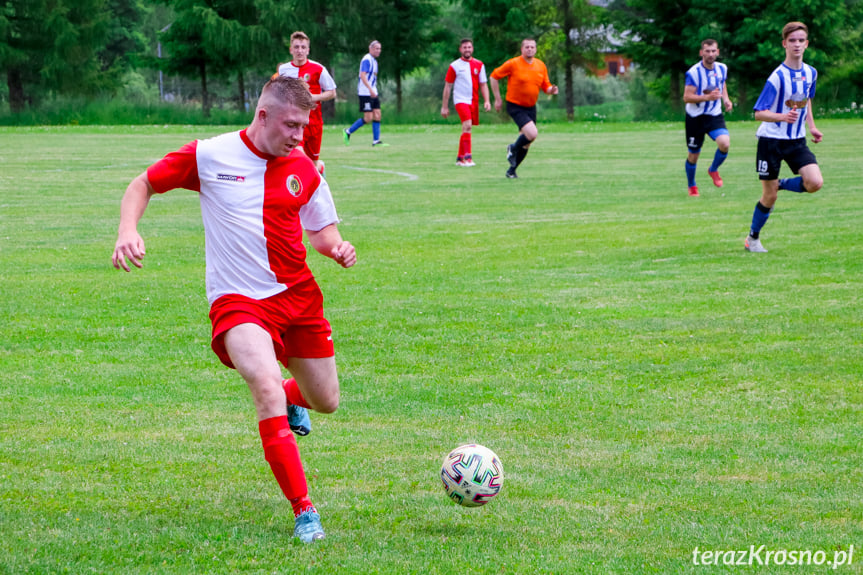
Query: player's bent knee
313 389 340 414
804 178 823 193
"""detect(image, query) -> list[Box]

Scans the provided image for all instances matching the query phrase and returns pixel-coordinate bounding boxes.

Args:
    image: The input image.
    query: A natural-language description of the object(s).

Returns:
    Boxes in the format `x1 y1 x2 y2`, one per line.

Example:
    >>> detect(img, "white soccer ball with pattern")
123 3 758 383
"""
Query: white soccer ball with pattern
440 444 504 507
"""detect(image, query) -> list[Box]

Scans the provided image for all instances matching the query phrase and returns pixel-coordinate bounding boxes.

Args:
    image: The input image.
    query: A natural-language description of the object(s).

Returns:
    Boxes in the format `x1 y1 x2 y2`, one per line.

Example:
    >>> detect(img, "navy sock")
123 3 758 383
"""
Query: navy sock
709 150 728 172
779 177 805 193
749 201 772 238
347 118 365 134
685 160 697 187
372 121 381 141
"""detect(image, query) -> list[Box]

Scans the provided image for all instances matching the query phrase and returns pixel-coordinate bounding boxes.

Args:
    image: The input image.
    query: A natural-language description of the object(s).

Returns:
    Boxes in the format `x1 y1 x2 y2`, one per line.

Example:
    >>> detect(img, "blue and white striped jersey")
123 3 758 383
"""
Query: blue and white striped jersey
684 61 728 117
357 53 379 97
754 62 817 140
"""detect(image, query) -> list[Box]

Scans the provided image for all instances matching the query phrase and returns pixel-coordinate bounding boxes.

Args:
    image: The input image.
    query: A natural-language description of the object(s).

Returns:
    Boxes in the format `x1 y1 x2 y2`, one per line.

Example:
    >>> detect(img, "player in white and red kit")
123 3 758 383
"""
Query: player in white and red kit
111 77 356 544
441 39 491 166
275 31 336 174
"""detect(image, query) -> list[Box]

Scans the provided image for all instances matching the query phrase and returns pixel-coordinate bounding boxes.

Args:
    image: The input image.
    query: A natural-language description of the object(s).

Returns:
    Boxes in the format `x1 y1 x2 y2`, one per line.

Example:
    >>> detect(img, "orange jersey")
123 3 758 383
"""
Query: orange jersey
491 56 552 107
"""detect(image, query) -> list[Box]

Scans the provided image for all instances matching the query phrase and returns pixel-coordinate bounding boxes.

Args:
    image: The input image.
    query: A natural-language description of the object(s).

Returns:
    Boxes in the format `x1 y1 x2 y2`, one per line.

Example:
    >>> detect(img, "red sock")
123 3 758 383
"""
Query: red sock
461 133 471 158
258 416 309 504
282 378 311 409
289 495 316 517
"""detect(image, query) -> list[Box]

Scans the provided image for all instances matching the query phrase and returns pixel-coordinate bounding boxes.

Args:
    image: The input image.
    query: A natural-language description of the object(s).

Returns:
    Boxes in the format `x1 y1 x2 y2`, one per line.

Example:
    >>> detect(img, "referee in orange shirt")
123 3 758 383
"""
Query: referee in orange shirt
490 38 558 178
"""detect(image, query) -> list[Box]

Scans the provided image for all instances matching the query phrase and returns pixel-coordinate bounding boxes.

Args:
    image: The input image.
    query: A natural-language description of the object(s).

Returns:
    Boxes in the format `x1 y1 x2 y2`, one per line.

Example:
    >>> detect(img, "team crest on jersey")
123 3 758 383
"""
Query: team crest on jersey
286 174 303 197
303 73 311 82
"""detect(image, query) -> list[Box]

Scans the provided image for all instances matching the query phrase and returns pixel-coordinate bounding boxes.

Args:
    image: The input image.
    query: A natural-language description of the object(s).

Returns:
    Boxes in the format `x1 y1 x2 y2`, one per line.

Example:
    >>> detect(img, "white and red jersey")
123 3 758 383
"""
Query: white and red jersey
146 130 339 304
276 59 337 125
445 57 487 106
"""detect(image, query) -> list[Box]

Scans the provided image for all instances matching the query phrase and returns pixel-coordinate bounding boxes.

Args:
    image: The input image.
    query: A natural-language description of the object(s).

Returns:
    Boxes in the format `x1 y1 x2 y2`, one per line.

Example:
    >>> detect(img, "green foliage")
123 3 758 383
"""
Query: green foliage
609 0 863 111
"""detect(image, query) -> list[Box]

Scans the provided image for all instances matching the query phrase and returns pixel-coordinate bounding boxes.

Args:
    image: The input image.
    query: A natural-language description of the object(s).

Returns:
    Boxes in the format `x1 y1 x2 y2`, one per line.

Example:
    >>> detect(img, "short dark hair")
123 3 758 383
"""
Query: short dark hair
782 21 808 40
259 76 314 112
701 38 718 48
460 38 473 46
522 38 537 46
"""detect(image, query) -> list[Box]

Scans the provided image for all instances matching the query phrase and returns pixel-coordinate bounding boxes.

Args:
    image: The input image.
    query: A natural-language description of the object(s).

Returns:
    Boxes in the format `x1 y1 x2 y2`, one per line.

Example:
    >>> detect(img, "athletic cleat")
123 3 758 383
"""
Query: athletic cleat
293 510 325 543
343 129 350 145
708 170 724 187
506 167 518 179
372 140 389 147
288 404 311 437
456 160 469 166
688 186 700 197
463 158 476 167
745 236 768 253
506 144 517 169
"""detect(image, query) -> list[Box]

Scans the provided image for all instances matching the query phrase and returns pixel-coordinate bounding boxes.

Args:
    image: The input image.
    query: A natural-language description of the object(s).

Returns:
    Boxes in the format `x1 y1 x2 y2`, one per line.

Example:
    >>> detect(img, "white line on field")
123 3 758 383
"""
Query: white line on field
342 166 419 181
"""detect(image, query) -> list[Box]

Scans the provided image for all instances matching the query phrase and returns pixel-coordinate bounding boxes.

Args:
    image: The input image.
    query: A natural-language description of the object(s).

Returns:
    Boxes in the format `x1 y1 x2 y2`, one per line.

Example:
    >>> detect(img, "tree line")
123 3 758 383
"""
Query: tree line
2 0 861 118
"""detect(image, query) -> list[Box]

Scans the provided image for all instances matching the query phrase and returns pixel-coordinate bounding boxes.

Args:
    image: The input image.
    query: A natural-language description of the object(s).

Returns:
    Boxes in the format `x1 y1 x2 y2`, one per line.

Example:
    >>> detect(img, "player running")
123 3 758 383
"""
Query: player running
112 77 356 543
682 39 733 197
441 38 491 166
745 21 824 253
276 31 337 176
490 38 558 179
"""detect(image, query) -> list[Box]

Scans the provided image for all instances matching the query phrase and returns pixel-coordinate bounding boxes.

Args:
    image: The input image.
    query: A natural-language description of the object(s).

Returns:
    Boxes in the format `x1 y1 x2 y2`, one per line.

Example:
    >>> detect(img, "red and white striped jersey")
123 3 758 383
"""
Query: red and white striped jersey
276 59 337 125
445 58 487 106
146 129 339 304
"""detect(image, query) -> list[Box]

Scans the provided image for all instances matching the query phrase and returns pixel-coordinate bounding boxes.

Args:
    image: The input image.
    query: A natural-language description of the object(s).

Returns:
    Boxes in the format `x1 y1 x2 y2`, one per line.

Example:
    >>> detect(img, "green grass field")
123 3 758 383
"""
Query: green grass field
1 120 861 574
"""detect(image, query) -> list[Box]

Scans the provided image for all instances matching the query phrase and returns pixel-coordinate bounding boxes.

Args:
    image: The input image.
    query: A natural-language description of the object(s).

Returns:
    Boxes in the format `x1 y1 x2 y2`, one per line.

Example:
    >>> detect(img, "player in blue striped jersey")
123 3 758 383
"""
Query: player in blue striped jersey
344 41 388 146
745 22 824 253
682 39 733 197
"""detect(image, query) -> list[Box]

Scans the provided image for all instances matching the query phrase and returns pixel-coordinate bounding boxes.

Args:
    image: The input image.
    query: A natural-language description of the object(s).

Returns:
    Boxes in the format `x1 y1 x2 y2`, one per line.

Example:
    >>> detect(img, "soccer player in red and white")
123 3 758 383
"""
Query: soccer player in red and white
441 38 491 166
276 31 337 175
112 77 356 544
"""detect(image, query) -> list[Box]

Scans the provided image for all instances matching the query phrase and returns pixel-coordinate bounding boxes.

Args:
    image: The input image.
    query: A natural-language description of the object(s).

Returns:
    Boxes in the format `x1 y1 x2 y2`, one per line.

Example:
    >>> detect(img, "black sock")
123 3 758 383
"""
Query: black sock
514 135 531 167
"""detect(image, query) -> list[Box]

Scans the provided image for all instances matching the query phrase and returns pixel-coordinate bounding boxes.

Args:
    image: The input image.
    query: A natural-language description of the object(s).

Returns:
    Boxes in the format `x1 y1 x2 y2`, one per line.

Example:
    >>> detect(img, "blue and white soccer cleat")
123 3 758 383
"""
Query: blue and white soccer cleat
288 404 311 437
293 510 325 543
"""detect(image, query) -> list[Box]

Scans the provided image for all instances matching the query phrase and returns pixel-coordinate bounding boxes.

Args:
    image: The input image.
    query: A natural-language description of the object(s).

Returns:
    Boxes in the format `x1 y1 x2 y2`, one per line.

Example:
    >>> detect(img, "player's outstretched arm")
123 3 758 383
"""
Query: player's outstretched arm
112 172 155 272
306 224 357 268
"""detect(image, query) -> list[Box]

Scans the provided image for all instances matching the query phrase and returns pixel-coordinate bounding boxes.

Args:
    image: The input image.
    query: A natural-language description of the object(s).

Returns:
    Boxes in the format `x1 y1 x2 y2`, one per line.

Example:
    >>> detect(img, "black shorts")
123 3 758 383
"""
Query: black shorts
685 113 727 152
756 137 817 181
506 102 537 129
359 95 381 113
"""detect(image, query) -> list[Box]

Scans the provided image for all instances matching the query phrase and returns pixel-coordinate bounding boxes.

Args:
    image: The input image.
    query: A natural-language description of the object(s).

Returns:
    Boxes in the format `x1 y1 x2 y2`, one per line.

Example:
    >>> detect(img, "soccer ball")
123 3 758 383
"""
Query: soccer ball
440 444 504 507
